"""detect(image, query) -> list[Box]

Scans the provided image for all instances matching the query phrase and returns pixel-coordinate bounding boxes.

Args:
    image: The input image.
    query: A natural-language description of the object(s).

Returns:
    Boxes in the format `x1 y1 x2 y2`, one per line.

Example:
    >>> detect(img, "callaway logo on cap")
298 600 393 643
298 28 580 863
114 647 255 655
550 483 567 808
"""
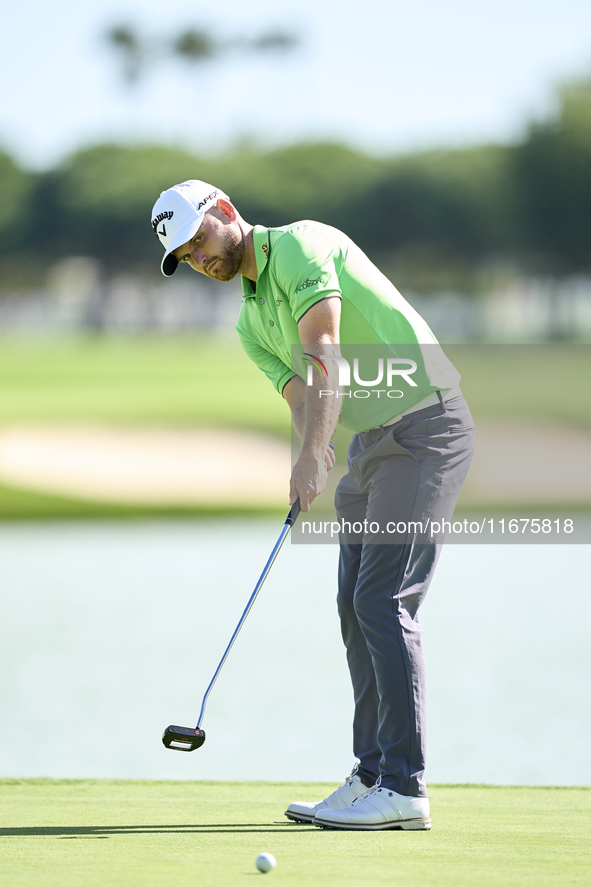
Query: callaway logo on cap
151 180 229 277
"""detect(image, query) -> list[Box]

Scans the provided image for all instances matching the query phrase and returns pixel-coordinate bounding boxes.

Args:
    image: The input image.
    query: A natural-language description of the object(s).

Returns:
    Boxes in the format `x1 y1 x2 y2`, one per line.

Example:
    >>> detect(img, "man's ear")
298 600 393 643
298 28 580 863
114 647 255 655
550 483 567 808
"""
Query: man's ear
216 198 236 221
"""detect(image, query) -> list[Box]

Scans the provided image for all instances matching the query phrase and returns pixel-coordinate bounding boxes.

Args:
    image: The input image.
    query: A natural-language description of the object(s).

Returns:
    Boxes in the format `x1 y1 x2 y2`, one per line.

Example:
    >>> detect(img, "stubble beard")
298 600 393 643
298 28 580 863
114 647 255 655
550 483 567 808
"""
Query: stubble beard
207 227 245 281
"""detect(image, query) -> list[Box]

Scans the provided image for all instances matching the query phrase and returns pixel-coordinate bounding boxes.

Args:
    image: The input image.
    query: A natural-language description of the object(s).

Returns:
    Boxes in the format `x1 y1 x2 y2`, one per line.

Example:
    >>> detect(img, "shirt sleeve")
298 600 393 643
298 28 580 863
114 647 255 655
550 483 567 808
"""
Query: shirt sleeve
271 225 343 323
237 329 294 396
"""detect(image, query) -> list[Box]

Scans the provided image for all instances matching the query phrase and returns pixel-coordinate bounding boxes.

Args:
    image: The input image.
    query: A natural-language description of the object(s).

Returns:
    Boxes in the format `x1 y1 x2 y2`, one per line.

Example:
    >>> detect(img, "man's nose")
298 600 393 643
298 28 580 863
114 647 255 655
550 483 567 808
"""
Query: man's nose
190 247 207 267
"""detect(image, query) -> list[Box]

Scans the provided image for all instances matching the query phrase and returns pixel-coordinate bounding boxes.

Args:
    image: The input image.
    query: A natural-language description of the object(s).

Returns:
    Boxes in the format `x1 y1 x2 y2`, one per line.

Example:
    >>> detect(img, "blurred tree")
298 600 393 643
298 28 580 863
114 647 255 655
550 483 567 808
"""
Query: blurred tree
105 23 299 87
26 145 218 272
4 72 591 290
0 152 37 285
106 25 144 85
23 142 377 272
248 31 299 52
0 140 521 290
514 78 591 272
213 142 382 230
343 144 519 290
173 30 216 62
0 152 34 249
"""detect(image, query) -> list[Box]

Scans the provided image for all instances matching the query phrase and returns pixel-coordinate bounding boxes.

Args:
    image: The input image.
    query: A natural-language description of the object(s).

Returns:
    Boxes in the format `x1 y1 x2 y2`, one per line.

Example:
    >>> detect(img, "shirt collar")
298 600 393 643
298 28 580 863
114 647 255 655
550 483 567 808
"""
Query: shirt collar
241 226 270 299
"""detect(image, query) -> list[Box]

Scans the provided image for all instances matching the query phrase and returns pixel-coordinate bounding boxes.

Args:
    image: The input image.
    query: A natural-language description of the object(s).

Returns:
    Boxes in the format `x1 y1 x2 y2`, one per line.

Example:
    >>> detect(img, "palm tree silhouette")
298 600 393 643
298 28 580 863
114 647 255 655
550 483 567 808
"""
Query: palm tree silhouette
106 24 299 87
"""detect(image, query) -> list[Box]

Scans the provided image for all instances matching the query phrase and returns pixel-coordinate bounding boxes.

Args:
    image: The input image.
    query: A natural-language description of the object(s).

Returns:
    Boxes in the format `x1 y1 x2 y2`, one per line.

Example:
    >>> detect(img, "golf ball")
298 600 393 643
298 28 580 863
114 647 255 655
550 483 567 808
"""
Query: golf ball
255 852 276 873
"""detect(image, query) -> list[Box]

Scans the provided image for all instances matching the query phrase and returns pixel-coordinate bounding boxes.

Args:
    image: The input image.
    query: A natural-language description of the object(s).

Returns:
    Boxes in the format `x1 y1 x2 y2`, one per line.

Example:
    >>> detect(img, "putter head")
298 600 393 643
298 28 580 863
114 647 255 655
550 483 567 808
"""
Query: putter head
162 725 206 752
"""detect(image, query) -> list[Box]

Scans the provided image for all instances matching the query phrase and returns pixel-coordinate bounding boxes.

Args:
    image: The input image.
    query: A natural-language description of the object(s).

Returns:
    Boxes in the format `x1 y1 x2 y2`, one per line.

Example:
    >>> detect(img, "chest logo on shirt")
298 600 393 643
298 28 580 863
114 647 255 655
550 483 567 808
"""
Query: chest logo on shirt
275 298 282 308
262 242 269 257
295 274 324 293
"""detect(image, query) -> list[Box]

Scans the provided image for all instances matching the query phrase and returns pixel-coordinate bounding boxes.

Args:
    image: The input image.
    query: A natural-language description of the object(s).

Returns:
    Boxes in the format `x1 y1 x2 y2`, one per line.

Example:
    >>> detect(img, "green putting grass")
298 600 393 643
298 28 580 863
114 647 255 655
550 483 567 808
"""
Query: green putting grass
0 780 589 886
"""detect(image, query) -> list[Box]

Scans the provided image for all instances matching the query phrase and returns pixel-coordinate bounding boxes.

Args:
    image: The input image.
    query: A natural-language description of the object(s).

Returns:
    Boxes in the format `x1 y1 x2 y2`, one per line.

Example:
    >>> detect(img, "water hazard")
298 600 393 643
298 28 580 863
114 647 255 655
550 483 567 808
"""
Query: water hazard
1 520 589 786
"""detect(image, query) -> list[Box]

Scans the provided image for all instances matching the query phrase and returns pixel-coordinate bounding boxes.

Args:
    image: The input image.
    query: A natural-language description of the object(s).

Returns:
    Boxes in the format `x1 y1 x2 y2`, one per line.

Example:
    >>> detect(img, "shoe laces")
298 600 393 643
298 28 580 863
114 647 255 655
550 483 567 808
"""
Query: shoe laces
352 775 381 805
343 762 360 787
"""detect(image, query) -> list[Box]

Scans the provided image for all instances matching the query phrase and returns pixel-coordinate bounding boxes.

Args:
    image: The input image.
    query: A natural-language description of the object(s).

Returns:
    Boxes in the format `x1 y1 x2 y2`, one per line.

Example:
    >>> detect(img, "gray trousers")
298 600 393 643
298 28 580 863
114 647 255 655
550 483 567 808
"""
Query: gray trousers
334 393 475 797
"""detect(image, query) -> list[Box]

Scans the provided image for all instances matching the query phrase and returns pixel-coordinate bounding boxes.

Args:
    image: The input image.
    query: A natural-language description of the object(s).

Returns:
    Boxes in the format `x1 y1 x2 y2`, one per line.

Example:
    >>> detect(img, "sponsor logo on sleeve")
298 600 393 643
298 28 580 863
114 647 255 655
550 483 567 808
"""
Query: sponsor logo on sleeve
295 274 324 293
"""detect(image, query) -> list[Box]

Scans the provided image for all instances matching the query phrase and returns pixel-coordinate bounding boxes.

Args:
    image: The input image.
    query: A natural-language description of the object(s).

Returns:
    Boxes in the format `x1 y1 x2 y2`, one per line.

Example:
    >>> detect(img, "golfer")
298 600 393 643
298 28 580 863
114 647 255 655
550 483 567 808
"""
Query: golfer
151 180 475 830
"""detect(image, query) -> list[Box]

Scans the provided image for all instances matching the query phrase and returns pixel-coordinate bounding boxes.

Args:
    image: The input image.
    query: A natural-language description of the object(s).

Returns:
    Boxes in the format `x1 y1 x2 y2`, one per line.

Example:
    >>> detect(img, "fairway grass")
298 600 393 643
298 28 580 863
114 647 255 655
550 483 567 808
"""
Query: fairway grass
0 336 590 518
1 337 589 431
1 780 589 887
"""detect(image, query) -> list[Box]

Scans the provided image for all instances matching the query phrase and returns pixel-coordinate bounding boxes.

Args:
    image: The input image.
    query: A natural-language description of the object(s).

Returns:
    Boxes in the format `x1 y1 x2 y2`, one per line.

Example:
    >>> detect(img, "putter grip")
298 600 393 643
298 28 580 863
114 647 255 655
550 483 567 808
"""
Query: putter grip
286 499 301 526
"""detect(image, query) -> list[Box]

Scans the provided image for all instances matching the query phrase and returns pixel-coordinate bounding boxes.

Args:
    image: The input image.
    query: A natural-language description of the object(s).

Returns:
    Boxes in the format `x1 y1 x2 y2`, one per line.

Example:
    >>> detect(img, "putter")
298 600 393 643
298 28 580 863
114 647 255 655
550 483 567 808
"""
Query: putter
162 499 301 751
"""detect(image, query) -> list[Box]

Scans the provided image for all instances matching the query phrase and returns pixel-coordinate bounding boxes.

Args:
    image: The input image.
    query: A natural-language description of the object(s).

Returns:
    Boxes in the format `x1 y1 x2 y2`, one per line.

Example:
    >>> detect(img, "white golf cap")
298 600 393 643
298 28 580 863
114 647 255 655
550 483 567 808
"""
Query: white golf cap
151 180 229 277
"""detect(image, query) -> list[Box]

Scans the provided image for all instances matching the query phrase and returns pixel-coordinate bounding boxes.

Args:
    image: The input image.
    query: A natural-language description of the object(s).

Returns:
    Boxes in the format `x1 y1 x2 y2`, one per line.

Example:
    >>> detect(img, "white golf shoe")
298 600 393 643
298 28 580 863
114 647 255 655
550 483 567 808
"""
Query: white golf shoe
313 779 431 830
284 766 370 823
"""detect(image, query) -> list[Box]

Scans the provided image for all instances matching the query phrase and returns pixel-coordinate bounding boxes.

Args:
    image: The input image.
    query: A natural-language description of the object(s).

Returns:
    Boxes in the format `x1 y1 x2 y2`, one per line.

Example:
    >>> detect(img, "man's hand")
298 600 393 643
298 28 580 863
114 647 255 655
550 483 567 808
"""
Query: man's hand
289 442 335 511
325 440 336 471
289 453 328 513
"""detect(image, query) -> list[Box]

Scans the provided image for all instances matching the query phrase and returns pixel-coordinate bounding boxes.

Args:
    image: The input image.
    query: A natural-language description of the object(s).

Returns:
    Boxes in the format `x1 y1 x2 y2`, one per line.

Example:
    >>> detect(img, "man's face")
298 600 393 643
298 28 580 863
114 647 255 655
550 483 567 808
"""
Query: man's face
173 206 245 281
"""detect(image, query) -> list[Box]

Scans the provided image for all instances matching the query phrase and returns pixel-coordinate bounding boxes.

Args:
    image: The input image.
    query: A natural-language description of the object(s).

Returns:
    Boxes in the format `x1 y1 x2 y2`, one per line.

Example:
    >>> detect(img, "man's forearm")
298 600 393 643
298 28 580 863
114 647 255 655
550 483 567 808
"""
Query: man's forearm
285 358 341 448
300 350 342 458
288 344 341 510
290 296 342 510
292 402 306 439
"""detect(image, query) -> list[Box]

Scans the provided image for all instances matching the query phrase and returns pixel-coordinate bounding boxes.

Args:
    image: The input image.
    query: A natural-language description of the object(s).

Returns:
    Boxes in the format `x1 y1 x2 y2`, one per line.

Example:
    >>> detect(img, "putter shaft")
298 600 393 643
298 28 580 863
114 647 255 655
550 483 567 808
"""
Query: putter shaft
195 500 301 730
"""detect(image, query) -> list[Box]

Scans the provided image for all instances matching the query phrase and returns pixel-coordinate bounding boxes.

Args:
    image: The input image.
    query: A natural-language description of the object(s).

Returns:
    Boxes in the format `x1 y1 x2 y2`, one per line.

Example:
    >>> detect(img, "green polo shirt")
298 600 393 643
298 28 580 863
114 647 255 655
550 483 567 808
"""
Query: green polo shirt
236 222 460 432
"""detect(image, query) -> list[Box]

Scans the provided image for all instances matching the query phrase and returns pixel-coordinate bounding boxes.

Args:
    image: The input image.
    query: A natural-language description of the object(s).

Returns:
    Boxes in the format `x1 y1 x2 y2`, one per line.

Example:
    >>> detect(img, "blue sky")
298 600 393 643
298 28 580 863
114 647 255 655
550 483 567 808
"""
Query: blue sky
3 0 591 169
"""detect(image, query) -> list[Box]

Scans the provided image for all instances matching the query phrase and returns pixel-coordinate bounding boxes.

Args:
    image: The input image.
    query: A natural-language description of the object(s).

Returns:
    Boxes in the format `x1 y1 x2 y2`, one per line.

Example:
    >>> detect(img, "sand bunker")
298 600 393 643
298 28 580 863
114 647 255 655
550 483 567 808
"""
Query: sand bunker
0 422 589 507
0 426 291 506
